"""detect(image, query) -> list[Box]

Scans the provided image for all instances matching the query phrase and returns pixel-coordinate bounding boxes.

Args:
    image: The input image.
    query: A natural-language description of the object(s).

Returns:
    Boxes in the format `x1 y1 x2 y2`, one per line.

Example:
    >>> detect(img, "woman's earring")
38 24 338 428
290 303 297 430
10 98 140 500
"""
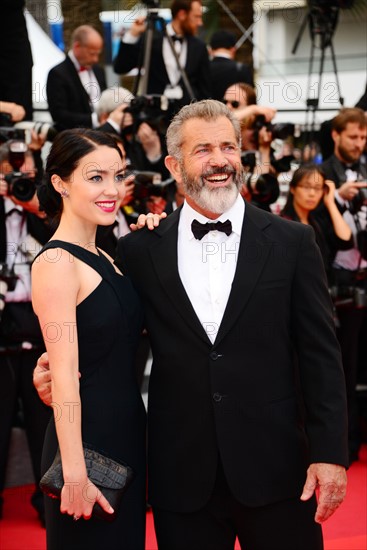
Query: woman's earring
60 188 69 198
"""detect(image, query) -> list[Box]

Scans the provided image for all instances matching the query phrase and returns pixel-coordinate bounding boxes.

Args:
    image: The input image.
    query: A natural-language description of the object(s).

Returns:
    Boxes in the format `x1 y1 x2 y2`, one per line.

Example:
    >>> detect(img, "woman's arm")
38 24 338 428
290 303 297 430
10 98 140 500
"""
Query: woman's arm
323 179 352 242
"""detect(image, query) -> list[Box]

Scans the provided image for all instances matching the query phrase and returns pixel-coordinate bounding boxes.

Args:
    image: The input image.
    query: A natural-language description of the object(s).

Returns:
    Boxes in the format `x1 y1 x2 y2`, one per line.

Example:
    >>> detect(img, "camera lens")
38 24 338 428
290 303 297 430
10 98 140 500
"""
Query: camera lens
10 176 36 202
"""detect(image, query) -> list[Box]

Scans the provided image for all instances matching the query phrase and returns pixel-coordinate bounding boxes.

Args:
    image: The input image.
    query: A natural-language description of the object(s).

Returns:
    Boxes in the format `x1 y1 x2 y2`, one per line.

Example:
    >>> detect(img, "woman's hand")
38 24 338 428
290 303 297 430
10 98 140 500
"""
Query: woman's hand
323 179 336 209
61 478 114 521
130 211 167 231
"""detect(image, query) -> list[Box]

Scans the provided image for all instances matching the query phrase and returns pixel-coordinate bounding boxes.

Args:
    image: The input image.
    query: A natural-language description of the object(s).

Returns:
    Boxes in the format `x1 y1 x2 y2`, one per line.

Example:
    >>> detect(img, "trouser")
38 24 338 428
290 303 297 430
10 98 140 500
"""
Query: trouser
0 346 51 493
152 460 323 550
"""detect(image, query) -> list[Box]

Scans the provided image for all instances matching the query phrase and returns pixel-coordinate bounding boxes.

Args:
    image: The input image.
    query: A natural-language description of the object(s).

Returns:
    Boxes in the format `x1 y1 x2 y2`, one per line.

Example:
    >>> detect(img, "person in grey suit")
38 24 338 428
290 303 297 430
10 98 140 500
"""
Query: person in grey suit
34 100 348 550
46 25 106 131
113 0 211 113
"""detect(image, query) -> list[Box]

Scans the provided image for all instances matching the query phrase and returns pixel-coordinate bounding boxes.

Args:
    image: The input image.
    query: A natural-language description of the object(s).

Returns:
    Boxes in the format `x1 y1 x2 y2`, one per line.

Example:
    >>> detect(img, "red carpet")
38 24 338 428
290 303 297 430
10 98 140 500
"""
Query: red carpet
1 446 366 550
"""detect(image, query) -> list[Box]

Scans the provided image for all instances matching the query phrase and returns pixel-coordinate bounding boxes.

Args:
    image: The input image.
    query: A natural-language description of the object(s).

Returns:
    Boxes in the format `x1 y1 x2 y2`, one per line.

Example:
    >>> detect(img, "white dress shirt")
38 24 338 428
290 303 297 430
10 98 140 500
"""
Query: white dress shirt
162 23 187 91
177 195 245 343
122 23 187 99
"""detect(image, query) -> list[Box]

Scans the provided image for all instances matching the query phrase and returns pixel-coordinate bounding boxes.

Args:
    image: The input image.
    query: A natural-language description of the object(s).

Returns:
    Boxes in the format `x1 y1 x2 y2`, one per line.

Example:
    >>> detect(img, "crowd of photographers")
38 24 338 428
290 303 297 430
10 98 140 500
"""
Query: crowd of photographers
0 0 367 526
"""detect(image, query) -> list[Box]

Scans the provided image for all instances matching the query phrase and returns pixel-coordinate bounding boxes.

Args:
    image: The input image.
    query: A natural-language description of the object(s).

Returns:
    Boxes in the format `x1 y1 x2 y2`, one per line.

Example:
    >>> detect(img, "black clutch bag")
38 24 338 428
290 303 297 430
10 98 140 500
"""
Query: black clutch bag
39 443 134 521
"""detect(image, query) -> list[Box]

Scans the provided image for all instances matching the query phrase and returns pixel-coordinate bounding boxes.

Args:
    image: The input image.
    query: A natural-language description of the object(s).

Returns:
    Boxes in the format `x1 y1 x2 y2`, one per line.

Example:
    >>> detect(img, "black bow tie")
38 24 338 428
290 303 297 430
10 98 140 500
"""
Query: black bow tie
191 219 232 240
6 208 23 217
342 162 360 172
171 34 183 44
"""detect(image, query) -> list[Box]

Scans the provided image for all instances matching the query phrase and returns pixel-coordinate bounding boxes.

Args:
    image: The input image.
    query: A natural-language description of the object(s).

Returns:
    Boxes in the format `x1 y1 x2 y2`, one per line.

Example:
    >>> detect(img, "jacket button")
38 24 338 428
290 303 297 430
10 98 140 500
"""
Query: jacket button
210 351 219 360
213 393 222 402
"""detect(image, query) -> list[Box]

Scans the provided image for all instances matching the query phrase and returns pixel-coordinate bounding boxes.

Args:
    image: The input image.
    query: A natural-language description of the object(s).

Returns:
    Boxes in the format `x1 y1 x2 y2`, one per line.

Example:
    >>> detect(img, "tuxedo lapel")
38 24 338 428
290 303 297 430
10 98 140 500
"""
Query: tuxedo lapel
215 203 273 346
65 57 92 110
149 208 211 344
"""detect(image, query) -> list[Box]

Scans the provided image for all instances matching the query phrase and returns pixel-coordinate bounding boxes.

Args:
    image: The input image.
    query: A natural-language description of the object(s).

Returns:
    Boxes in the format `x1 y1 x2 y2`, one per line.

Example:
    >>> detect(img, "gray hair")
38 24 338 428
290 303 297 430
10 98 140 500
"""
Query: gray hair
166 99 241 160
95 87 135 116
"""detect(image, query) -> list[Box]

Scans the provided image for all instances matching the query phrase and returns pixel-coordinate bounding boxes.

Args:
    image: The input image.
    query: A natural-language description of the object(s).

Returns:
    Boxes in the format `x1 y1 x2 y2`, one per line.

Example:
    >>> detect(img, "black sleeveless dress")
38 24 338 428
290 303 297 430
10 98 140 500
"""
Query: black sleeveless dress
38 241 147 550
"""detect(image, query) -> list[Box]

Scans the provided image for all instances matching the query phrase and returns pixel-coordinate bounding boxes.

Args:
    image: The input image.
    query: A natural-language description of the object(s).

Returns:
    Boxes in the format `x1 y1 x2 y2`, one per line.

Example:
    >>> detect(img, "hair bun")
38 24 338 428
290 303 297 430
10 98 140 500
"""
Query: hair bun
37 181 61 219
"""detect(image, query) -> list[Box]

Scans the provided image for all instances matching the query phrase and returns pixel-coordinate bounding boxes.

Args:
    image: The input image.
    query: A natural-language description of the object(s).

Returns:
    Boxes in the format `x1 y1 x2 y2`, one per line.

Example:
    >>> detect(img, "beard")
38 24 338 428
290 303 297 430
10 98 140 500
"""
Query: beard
181 164 244 214
338 143 362 164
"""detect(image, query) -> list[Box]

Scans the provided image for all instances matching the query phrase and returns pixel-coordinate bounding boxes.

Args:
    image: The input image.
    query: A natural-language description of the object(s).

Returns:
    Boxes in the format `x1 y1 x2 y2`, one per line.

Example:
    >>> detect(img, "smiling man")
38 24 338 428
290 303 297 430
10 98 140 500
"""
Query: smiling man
115 100 348 549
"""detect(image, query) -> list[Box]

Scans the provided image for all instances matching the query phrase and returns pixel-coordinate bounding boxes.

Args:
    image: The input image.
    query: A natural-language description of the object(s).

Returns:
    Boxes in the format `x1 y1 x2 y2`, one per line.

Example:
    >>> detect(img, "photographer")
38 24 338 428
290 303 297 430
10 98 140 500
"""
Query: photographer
222 84 286 211
317 107 367 464
96 87 174 215
0 141 52 524
113 0 211 114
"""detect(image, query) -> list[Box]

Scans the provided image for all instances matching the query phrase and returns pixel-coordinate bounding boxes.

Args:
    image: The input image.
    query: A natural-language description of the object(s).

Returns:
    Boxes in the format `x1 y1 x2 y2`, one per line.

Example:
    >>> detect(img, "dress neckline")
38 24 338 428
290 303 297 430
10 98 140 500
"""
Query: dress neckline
48 239 102 257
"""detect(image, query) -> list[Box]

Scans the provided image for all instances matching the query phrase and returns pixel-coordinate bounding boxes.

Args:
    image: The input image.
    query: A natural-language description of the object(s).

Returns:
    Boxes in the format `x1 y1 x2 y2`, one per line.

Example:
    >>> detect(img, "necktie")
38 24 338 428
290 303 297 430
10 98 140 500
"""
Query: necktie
79 66 88 72
191 219 232 240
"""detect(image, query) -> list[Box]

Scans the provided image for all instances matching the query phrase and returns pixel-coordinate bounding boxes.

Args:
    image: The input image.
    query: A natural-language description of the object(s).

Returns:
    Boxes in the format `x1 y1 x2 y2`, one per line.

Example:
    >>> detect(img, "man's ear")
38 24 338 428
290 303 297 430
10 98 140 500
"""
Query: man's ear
331 129 339 144
165 155 183 184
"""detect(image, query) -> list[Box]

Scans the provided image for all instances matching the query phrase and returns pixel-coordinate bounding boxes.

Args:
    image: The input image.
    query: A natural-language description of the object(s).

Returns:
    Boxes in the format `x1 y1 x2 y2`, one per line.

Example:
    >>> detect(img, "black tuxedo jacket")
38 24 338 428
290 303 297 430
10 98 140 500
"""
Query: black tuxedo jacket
46 55 106 131
116 201 348 513
321 154 367 187
209 56 253 100
113 33 211 108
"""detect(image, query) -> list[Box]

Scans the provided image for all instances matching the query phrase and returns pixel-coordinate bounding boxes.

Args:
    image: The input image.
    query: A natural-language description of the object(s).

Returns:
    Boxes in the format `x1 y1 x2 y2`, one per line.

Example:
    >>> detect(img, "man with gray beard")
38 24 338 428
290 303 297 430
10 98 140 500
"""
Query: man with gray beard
115 100 348 549
34 100 348 549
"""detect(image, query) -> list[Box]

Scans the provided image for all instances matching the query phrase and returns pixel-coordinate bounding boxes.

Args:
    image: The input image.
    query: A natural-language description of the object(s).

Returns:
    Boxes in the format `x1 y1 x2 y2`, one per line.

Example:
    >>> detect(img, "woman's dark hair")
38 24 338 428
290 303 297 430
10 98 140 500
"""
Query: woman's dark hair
281 164 326 218
38 128 123 219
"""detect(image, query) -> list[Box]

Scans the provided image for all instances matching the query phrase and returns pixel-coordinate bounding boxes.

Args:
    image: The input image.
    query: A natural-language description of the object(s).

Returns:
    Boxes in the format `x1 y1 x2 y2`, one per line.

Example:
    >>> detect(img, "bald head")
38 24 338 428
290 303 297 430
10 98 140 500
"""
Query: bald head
72 25 103 68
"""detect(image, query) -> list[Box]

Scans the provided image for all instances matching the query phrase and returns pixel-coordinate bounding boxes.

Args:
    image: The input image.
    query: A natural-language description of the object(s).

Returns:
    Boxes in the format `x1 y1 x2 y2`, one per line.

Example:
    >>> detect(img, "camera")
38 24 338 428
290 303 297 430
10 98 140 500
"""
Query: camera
348 185 367 215
124 94 170 134
132 170 174 201
14 120 58 143
0 129 39 201
251 115 295 142
241 151 280 210
248 115 296 173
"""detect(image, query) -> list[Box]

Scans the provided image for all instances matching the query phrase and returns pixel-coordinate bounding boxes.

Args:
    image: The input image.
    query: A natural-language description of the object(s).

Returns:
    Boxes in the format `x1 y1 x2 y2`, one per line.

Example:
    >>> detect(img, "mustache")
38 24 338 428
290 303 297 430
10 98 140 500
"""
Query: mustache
201 166 236 178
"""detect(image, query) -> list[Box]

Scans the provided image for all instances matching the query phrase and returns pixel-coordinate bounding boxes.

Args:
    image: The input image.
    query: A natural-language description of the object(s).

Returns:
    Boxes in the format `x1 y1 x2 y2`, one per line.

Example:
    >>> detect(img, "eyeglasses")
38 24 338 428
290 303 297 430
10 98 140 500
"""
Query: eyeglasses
297 184 325 192
222 99 240 109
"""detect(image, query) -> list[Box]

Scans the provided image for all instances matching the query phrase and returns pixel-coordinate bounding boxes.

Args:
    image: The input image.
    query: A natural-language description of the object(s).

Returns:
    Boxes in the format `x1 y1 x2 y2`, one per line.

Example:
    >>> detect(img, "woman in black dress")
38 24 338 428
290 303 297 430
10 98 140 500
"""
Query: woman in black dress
281 164 353 282
32 129 147 549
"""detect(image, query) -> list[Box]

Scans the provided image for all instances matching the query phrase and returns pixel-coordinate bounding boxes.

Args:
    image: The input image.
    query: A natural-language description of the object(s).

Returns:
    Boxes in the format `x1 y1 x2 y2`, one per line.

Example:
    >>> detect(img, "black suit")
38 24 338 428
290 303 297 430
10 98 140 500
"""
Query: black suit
209 56 253 100
46 55 106 131
116 201 348 544
113 32 211 109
